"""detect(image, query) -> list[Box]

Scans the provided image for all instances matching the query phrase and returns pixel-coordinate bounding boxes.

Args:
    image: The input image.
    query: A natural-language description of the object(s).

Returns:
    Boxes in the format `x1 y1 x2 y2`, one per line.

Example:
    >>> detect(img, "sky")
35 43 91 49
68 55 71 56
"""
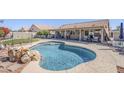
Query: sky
0 19 123 30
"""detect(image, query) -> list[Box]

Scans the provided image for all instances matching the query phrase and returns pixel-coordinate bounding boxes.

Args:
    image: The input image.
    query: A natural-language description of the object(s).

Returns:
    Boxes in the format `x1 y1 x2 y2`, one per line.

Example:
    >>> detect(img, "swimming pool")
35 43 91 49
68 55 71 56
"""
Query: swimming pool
31 41 96 71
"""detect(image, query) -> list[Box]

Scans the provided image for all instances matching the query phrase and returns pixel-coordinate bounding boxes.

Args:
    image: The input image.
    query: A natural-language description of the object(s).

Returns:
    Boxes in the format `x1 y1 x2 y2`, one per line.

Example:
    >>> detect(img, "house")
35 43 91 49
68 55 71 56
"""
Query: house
52 19 111 43
30 24 54 32
21 26 30 32
16 20 113 42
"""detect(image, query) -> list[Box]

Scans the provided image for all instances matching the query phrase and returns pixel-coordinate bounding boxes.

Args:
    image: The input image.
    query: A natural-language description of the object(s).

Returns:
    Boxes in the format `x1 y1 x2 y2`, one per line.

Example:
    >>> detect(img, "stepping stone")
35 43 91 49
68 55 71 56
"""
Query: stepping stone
0 70 10 73
7 63 24 72
117 66 124 73
0 65 11 73
0 62 14 69
0 65 4 69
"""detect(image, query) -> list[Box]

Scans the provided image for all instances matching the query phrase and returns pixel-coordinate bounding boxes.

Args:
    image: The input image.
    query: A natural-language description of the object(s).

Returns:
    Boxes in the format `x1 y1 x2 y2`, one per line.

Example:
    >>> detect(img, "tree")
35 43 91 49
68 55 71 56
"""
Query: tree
0 27 10 37
3 27 10 36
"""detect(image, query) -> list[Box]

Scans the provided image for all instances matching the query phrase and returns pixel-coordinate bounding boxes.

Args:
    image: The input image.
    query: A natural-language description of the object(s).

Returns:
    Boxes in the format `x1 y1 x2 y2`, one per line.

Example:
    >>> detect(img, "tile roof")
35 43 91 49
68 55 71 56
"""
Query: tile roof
32 24 54 30
21 26 30 30
59 19 109 29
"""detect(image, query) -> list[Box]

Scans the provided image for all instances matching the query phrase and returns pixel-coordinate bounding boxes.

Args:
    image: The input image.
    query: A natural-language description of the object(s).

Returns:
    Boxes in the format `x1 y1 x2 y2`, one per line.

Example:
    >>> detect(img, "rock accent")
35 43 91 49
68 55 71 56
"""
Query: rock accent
8 48 17 62
29 50 41 61
21 54 31 64
116 66 124 73
8 47 41 64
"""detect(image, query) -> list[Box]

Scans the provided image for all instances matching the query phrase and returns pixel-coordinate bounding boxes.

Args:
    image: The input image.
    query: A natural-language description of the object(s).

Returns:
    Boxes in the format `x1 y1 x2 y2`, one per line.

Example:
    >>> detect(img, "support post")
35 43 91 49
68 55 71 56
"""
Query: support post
101 29 104 43
79 29 82 41
64 30 67 39
54 31 56 39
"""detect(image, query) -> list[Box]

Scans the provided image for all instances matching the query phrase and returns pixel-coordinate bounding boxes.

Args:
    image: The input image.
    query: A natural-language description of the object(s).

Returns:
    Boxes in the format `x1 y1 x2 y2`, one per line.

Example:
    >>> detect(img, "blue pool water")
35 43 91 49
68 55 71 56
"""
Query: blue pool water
31 41 96 71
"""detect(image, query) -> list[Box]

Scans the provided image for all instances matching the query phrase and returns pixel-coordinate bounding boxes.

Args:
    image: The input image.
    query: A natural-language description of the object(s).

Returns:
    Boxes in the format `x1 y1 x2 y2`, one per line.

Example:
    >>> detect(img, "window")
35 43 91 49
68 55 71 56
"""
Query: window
85 31 89 36
72 31 75 35
74 30 79 34
94 33 100 37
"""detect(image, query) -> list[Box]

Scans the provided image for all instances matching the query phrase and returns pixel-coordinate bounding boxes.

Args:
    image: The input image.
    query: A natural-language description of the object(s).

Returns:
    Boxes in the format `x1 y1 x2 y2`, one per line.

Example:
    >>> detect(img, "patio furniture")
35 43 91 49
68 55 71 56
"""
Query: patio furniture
119 48 124 55
82 36 88 41
106 40 113 46
118 42 124 54
112 41 124 52
92 37 99 42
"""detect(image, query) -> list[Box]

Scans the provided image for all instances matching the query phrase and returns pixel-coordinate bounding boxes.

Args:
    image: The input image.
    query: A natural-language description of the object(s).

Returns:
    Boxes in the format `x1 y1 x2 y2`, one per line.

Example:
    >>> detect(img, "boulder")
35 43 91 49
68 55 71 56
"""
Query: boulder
15 50 22 61
9 56 16 62
8 47 41 63
29 50 41 61
20 47 29 55
8 48 18 56
21 54 31 64
8 48 18 62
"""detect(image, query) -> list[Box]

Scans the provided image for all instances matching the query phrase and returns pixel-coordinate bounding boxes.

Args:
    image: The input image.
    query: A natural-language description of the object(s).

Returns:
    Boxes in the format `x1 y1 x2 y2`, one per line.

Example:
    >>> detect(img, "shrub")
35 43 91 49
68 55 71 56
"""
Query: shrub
37 30 49 36
2 38 39 45
0 27 10 37
0 29 5 37
37 31 43 35
42 30 49 35
3 27 10 36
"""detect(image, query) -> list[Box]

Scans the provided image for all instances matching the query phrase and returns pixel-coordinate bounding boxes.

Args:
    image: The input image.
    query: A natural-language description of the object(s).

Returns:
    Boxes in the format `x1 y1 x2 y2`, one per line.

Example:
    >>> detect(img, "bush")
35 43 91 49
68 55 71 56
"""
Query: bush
37 31 43 35
0 29 5 37
43 30 49 35
2 38 39 45
37 30 49 36
3 27 10 35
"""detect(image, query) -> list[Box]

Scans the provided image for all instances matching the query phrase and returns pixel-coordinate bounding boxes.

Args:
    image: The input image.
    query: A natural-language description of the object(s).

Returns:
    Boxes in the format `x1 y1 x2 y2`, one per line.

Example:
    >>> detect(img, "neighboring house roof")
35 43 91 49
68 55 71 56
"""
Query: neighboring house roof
59 19 109 29
31 24 54 31
21 26 30 31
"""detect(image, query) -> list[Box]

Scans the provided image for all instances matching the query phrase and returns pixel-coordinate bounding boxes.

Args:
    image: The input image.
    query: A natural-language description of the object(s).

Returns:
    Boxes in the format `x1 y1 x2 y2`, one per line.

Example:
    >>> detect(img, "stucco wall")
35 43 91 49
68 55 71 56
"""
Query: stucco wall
12 32 37 39
70 34 79 40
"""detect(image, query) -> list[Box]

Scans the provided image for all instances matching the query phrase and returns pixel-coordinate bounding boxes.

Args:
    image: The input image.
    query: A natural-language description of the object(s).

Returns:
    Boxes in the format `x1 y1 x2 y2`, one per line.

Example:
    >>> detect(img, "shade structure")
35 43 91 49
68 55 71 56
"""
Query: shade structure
119 23 124 40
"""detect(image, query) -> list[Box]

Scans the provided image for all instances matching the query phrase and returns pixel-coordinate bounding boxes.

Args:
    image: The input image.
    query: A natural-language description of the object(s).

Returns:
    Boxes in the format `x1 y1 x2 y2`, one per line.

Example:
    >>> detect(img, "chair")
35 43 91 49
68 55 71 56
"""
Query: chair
112 41 124 52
